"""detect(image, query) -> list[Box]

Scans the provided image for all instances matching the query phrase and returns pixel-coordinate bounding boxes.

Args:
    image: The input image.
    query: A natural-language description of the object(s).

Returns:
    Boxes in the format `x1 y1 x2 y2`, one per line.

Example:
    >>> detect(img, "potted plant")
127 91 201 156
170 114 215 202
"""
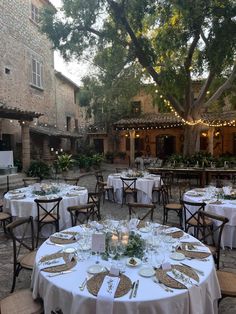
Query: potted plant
56 154 75 175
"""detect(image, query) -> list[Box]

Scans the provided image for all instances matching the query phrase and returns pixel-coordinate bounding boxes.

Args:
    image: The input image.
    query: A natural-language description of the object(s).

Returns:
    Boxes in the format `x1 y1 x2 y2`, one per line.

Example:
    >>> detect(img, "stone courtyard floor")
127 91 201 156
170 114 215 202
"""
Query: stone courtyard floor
0 163 236 312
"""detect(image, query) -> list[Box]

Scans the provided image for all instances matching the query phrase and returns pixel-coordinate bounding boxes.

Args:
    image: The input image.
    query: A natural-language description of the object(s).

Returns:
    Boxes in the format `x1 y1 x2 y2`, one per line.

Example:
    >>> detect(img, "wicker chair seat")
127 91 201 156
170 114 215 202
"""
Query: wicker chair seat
188 217 213 227
38 214 59 223
0 212 11 220
19 251 36 269
165 203 182 210
217 271 236 297
0 289 43 314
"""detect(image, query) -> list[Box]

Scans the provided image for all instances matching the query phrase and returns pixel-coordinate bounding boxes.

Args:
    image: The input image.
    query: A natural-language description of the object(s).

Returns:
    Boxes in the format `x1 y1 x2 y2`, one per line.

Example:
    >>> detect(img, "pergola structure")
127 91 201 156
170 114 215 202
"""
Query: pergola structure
0 103 42 170
114 111 236 165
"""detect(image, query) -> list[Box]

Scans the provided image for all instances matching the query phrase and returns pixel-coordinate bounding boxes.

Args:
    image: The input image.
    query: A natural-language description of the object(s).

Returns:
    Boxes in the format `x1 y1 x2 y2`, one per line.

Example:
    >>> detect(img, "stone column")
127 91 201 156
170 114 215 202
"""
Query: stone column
129 130 135 167
207 127 214 155
19 121 31 171
43 136 51 161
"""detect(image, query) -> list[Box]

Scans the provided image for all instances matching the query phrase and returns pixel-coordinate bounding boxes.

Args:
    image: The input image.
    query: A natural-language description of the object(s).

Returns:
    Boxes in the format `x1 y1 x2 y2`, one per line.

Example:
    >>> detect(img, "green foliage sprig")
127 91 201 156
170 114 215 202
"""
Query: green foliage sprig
124 232 145 259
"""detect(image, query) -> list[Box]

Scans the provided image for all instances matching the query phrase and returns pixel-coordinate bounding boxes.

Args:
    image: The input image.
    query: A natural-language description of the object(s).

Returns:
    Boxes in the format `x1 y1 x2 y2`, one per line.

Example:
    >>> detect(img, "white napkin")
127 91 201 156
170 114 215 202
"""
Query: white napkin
9 193 25 200
53 232 74 240
164 227 179 234
96 276 120 314
167 270 203 314
90 221 103 230
39 257 65 270
185 246 210 253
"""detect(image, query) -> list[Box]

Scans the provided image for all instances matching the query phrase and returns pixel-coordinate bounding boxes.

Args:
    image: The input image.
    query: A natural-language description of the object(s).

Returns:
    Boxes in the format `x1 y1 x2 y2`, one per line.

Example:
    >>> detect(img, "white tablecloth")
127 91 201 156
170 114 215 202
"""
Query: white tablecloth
3 184 88 235
32 225 221 314
107 174 162 204
184 189 236 248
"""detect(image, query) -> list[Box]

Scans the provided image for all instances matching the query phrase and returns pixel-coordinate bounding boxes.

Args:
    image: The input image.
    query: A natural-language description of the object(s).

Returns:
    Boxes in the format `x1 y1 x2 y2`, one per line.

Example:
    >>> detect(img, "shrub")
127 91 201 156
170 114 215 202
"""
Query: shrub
26 161 51 179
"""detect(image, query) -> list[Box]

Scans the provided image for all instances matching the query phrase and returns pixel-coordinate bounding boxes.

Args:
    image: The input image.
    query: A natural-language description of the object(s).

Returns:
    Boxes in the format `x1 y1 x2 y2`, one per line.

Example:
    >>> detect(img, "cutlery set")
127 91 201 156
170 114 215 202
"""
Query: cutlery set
129 280 139 298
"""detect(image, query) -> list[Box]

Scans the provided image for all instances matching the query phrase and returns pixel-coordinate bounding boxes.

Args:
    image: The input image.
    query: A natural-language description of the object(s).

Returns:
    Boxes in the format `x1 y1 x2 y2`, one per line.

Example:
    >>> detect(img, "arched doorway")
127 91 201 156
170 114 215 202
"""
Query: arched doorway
156 135 176 159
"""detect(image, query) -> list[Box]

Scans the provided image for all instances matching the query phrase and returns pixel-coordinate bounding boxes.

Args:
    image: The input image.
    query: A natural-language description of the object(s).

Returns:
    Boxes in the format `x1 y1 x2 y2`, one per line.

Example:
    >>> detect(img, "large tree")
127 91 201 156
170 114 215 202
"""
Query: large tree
41 0 236 155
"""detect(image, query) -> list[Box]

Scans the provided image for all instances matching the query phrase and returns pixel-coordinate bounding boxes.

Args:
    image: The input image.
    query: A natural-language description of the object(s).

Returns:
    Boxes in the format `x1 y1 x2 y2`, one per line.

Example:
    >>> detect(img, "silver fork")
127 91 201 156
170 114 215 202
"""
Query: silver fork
79 278 87 291
153 277 173 292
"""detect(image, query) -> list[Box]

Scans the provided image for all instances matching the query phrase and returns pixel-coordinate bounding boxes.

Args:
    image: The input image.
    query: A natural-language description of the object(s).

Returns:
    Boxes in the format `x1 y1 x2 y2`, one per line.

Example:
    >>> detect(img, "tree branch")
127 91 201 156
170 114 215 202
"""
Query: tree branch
203 64 236 108
194 70 215 109
108 0 184 114
200 29 208 46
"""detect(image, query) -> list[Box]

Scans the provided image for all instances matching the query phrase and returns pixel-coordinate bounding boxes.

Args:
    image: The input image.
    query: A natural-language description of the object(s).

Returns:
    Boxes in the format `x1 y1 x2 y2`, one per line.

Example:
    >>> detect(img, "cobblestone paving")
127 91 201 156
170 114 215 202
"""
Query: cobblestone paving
0 163 235 312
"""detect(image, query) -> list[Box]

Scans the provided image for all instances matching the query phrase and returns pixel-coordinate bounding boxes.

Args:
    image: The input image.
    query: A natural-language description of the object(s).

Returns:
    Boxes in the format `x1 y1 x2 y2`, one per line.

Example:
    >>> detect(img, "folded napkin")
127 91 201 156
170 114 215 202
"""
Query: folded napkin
89 221 103 230
9 193 25 200
164 227 179 234
185 246 210 253
167 270 203 314
180 261 204 276
53 232 74 240
96 276 120 314
39 257 66 271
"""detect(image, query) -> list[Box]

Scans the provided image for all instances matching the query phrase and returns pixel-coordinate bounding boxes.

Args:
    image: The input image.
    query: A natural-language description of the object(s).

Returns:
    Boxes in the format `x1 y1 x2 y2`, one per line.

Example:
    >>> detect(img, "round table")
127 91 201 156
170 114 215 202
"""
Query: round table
3 183 88 236
107 174 162 204
184 188 236 248
32 224 221 314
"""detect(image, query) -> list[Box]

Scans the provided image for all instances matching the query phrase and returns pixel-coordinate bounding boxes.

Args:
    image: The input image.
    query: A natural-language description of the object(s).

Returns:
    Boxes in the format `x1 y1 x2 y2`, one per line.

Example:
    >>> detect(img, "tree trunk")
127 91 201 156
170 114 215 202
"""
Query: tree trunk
183 124 202 156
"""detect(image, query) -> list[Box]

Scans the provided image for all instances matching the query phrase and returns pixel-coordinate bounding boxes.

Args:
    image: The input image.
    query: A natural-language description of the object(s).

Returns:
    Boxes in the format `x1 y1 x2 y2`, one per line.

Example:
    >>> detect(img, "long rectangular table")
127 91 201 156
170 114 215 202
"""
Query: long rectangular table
148 167 236 187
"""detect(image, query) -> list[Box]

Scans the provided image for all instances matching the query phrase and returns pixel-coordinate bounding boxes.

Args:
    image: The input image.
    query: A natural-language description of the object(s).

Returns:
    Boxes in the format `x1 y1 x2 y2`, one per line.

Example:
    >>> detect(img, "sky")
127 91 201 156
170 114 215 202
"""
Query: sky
49 0 90 85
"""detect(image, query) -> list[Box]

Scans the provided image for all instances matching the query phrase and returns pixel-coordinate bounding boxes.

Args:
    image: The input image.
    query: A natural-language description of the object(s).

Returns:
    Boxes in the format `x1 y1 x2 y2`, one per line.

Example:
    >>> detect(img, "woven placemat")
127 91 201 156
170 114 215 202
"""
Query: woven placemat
50 231 79 244
169 231 184 238
40 252 77 273
137 221 146 229
177 248 211 259
87 271 132 298
156 264 199 289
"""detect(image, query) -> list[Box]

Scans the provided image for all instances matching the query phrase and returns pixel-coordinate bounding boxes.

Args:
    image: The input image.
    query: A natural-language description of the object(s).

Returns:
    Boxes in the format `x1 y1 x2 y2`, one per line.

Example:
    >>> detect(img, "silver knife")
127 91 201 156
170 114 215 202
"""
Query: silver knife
129 281 136 299
133 280 139 297
47 270 76 277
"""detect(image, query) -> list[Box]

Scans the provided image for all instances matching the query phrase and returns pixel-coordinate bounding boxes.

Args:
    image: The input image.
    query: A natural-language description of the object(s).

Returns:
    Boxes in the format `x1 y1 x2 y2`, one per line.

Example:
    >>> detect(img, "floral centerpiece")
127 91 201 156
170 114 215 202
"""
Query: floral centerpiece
101 231 145 260
33 183 60 196
126 170 144 178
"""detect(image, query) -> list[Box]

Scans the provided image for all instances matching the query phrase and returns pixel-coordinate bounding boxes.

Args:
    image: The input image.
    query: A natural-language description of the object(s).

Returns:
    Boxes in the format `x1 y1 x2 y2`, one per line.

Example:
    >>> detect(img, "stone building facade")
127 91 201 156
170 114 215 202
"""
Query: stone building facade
0 0 85 169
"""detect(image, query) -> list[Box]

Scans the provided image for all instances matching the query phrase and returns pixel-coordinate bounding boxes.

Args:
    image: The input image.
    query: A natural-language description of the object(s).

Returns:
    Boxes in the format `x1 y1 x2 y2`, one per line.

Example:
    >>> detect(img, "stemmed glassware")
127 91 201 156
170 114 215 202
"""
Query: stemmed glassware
108 241 117 266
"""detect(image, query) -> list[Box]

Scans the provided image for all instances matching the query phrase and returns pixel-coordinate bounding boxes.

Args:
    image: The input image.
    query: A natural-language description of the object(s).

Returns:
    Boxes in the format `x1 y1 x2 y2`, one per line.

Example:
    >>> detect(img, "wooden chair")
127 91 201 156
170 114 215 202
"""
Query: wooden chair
95 173 114 202
128 202 155 222
87 191 102 220
161 182 189 229
216 270 236 301
120 177 137 206
182 200 213 237
64 177 80 185
23 177 41 187
197 211 229 269
6 217 36 292
67 203 95 226
152 174 163 204
0 289 43 314
0 192 12 233
34 197 62 247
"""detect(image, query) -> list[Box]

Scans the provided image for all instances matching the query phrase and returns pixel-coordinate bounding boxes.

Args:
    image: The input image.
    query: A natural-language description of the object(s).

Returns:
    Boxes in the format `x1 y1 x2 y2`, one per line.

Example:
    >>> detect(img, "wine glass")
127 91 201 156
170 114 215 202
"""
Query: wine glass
108 241 117 266
116 242 125 259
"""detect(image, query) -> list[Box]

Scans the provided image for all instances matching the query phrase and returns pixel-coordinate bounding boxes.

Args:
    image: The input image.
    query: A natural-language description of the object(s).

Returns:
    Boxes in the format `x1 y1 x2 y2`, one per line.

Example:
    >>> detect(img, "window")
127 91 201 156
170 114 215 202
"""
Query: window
31 3 39 24
66 117 72 132
74 119 78 132
31 58 43 89
131 101 141 115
